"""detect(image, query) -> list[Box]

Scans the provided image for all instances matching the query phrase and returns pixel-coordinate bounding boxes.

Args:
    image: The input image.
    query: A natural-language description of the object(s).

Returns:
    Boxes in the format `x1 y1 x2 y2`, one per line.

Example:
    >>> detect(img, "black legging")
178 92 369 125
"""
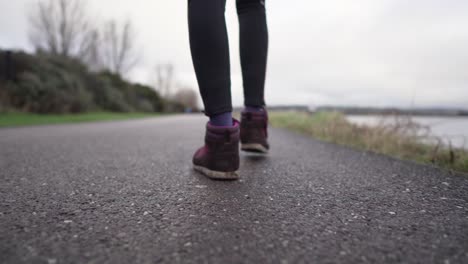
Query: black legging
188 0 268 116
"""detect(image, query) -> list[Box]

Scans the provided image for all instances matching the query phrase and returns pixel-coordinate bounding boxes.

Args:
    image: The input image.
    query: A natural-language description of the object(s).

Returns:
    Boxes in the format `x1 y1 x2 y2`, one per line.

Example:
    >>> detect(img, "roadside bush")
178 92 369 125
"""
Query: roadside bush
0 82 14 112
7 58 95 113
0 49 179 114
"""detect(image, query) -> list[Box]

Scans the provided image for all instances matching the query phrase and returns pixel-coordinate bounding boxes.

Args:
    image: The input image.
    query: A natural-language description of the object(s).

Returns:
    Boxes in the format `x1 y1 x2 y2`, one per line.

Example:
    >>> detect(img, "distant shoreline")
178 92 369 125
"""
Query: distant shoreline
317 107 468 117
341 112 468 117
238 105 468 117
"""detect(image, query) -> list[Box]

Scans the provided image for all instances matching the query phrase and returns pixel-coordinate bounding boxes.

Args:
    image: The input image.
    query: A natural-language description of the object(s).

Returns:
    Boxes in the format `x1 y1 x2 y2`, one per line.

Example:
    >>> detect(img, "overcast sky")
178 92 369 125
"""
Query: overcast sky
1 0 467 108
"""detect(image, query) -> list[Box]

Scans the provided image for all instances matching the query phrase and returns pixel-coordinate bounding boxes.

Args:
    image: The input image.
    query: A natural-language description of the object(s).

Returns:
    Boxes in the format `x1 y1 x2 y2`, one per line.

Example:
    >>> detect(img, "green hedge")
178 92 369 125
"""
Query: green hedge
0 50 183 114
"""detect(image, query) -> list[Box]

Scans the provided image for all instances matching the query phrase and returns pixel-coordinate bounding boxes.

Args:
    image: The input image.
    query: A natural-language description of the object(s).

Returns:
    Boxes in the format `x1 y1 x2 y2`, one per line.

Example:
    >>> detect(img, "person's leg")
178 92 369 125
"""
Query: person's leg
237 0 270 153
188 0 239 179
236 0 268 110
188 0 232 126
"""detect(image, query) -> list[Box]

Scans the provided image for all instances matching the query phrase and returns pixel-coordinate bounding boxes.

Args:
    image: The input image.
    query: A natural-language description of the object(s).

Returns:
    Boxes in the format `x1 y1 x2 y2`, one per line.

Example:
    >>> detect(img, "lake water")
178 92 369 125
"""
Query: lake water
346 115 468 149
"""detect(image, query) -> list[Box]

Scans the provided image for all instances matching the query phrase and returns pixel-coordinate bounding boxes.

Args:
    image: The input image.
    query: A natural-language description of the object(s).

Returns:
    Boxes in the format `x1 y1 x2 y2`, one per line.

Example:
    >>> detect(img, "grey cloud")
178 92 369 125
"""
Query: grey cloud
1 0 467 108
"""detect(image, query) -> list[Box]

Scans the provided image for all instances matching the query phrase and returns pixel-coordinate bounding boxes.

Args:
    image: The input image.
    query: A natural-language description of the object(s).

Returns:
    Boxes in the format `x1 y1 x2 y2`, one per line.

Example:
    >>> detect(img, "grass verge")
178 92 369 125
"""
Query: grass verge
0 112 159 128
269 111 468 174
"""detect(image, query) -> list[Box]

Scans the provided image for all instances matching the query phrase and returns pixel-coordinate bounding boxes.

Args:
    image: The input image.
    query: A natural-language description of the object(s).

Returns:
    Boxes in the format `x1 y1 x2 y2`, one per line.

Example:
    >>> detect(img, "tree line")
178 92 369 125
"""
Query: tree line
28 0 138 76
0 0 199 113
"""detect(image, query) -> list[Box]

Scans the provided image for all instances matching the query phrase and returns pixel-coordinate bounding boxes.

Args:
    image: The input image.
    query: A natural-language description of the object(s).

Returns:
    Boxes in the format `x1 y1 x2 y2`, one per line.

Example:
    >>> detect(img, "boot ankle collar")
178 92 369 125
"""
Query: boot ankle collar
207 119 239 132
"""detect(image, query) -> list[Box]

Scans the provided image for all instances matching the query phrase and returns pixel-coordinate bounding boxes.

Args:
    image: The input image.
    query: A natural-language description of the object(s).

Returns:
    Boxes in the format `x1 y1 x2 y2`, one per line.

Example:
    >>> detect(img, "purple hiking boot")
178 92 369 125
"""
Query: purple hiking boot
193 120 240 180
240 110 270 153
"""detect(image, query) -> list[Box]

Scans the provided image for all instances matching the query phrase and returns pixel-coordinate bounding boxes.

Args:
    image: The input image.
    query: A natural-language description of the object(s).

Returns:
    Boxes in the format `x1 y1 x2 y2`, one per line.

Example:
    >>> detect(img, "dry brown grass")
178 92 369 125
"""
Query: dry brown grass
269 111 468 174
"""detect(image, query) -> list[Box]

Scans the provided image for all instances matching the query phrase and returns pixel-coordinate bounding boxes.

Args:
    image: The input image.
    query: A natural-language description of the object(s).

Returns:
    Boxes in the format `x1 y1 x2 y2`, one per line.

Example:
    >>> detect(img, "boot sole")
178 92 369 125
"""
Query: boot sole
193 165 239 180
241 143 269 154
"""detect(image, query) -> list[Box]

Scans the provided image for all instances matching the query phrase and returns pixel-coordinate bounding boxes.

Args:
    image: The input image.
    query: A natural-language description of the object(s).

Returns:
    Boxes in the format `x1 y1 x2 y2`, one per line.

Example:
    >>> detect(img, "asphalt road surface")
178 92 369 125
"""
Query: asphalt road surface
1 115 467 264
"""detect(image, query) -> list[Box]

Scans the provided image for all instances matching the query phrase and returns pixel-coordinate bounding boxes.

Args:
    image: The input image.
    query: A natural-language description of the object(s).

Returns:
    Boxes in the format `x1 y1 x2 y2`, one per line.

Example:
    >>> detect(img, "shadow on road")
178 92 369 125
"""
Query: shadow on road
242 153 269 162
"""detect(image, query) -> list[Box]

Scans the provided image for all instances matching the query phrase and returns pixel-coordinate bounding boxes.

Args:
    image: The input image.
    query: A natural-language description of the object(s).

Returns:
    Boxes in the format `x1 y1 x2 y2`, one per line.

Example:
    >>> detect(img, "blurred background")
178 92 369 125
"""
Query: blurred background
0 0 467 149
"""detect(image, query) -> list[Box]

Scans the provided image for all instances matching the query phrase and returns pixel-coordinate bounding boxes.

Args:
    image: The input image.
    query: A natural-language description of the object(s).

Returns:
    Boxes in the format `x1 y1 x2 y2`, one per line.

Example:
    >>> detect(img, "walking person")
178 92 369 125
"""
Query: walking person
188 0 269 180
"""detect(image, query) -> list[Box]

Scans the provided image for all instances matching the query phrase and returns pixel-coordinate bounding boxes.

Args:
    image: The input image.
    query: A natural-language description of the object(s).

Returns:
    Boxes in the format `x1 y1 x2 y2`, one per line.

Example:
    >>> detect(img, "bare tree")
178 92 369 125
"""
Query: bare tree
101 19 140 75
172 88 199 111
28 0 89 57
79 29 103 71
29 1 140 75
154 63 174 97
